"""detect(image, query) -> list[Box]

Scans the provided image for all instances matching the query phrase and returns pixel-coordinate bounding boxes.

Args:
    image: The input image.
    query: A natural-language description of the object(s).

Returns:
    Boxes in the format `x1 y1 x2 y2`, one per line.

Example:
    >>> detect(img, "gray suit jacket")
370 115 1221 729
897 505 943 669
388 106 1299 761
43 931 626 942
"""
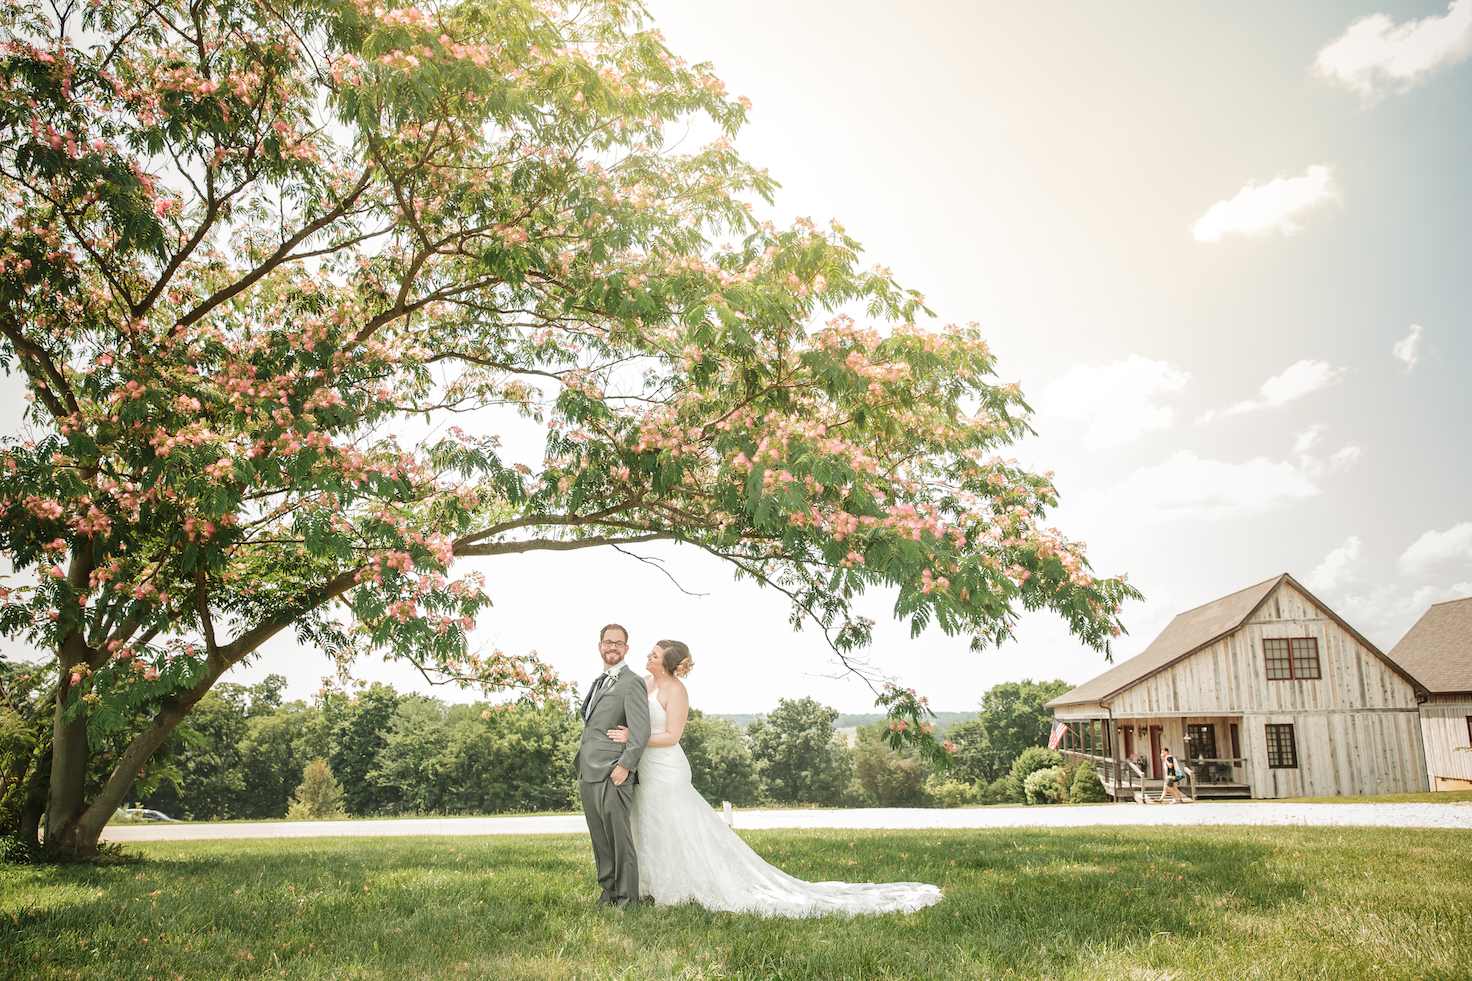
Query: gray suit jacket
573 665 651 784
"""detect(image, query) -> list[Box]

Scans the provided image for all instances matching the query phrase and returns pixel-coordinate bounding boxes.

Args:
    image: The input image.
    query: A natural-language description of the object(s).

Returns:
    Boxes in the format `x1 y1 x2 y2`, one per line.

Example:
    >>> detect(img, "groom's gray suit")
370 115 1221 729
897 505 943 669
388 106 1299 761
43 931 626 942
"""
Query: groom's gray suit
574 663 651 905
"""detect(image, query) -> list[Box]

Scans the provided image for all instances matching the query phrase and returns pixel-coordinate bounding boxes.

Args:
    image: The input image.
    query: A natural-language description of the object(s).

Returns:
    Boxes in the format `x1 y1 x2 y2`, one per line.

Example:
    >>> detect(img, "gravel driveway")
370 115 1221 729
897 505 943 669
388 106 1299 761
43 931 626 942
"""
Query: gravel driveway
101 800 1472 843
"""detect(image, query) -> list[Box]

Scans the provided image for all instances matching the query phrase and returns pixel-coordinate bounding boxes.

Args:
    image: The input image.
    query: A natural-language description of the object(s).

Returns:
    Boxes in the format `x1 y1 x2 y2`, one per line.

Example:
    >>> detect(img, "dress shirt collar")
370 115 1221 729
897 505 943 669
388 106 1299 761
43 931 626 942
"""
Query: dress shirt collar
602 661 627 678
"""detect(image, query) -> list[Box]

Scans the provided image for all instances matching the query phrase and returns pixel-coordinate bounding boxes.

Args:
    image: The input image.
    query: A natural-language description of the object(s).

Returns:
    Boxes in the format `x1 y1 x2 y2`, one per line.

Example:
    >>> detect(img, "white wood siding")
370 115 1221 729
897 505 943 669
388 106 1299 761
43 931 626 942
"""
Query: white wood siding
1093 582 1427 797
1419 697 1472 783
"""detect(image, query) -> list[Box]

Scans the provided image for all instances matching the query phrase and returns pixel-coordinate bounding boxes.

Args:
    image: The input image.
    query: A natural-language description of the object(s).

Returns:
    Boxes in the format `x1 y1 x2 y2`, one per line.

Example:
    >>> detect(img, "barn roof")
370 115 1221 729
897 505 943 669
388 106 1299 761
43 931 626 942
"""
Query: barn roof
1046 573 1424 708
1386 595 1472 694
1046 576 1284 708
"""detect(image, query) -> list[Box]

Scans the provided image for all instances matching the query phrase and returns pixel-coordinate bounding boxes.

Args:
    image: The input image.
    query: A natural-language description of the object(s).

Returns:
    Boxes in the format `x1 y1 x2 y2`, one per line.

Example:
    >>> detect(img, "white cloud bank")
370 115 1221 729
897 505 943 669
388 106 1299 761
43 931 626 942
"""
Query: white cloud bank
1399 521 1472 576
1307 536 1363 592
1200 360 1345 421
1075 450 1320 526
1315 0 1472 99
1036 356 1191 450
1392 324 1424 371
1191 166 1339 243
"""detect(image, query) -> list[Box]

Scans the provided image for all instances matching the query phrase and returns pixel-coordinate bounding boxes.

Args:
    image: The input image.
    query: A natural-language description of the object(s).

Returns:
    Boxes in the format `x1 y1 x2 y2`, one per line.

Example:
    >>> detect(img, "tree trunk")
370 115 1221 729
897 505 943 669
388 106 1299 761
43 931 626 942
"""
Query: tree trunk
43 682 92 853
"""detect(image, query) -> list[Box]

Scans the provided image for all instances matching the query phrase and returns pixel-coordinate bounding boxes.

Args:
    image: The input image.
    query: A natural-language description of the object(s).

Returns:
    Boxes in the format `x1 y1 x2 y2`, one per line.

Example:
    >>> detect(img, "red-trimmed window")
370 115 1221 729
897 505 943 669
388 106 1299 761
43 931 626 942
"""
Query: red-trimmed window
1265 724 1298 768
1263 638 1321 681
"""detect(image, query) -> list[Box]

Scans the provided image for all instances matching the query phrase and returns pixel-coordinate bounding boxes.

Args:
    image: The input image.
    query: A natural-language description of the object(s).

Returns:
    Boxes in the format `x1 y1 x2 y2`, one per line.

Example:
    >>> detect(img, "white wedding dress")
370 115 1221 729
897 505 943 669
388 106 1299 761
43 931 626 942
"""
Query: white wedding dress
628 691 944 917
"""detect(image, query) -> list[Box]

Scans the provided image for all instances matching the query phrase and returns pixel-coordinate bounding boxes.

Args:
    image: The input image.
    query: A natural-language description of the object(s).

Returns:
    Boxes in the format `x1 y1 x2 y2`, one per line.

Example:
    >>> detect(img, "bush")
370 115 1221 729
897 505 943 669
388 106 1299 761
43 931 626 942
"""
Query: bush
1023 766 1065 805
1009 746 1062 785
925 777 974 808
983 774 1022 804
1069 762 1108 803
287 759 346 820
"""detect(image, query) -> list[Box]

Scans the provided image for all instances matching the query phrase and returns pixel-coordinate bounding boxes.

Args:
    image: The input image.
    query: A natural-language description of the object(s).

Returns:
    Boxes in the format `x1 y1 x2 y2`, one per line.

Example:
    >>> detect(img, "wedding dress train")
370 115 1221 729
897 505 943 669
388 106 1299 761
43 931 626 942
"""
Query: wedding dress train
628 692 944 917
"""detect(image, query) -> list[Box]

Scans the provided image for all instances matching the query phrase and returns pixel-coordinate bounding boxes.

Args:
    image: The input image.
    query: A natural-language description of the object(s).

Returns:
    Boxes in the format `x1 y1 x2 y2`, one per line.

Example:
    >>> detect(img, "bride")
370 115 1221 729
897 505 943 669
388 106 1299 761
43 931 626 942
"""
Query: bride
605 639 943 917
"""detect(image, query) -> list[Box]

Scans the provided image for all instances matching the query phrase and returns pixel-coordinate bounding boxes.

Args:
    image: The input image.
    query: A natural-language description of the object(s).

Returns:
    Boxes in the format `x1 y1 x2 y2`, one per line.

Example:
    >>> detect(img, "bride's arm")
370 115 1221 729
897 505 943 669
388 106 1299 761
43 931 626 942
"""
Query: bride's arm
644 684 690 748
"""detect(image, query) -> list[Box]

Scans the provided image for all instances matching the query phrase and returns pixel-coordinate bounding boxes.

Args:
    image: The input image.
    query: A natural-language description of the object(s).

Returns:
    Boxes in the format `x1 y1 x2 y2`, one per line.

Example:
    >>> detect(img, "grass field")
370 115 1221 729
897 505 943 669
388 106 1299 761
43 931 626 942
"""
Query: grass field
3 826 1469 980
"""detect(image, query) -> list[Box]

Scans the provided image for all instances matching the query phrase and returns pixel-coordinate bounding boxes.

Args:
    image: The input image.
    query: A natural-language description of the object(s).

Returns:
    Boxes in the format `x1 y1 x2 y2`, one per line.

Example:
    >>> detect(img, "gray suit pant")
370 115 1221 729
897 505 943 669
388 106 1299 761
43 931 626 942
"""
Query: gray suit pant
578 777 639 904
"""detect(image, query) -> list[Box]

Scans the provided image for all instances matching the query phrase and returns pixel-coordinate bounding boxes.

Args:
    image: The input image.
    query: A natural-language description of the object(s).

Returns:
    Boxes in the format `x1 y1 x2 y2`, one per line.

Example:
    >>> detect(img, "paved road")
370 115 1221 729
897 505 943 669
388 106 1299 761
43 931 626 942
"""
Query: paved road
101 800 1472 843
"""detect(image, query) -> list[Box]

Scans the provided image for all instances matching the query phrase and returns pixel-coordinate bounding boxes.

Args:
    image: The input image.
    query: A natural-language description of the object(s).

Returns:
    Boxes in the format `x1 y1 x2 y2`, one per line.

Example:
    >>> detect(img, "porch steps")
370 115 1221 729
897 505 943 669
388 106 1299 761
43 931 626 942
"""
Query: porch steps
1191 784 1252 801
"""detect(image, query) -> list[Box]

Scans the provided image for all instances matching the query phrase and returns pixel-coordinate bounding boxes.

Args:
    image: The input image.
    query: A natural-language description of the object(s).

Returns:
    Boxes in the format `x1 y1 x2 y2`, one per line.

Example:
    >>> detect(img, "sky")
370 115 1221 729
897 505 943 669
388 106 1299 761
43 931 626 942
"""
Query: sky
5 1 1470 715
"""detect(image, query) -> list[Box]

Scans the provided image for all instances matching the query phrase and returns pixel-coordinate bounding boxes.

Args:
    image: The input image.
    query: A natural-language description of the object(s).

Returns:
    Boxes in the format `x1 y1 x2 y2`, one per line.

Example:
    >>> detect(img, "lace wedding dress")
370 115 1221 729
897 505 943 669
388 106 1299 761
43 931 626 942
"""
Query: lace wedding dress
629 691 943 917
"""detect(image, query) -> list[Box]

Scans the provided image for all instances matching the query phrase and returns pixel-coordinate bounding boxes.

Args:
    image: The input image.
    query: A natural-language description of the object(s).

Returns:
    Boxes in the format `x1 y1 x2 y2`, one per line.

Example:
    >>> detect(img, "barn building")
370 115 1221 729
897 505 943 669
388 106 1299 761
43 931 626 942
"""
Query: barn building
1385 596 1472 792
1046 574 1430 801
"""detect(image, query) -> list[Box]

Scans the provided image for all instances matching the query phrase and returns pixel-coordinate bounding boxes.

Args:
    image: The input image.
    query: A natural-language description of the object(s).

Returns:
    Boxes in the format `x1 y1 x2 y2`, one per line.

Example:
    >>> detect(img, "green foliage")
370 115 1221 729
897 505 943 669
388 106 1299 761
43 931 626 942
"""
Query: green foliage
286 759 346 821
924 776 975 808
434 703 579 815
1068 762 1108 803
1009 746 1063 787
1023 766 1066 805
0 659 51 847
747 698 852 806
329 684 402 815
681 709 758 807
983 774 1023 805
852 723 927 806
140 676 290 820
943 719 1000 785
975 680 1074 773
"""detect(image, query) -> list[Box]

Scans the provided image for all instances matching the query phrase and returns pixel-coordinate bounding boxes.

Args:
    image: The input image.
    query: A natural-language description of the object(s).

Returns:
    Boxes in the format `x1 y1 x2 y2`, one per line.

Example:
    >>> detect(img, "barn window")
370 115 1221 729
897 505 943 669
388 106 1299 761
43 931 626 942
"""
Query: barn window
1187 724 1217 760
1265 724 1298 768
1466 716 1472 744
1263 638 1321 681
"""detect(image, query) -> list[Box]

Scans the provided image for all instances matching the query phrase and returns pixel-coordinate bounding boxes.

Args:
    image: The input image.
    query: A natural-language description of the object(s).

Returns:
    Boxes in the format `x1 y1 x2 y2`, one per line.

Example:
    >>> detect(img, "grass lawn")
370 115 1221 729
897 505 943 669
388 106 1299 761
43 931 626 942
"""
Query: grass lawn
3 826 1468 981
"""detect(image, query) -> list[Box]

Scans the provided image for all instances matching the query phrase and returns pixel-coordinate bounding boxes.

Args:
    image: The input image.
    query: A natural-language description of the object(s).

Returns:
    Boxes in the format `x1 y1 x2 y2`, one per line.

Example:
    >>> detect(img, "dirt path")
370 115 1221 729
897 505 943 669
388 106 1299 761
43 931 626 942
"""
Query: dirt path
102 800 1472 843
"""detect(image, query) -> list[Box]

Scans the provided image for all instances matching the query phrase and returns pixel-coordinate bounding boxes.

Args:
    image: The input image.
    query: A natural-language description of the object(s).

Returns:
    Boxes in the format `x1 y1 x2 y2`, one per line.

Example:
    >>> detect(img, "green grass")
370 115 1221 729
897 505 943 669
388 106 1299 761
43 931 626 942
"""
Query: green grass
3 827 1468 980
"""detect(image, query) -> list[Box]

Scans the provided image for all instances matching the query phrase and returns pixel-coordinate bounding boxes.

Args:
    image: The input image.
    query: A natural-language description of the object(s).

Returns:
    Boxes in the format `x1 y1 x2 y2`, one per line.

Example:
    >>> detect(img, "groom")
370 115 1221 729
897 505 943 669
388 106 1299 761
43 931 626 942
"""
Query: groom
574 623 651 906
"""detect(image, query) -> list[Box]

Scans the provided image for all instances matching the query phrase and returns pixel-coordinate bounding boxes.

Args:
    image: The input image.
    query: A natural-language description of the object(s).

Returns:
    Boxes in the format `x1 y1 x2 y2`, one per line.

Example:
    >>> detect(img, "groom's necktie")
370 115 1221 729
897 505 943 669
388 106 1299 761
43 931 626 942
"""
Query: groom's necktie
583 673 607 721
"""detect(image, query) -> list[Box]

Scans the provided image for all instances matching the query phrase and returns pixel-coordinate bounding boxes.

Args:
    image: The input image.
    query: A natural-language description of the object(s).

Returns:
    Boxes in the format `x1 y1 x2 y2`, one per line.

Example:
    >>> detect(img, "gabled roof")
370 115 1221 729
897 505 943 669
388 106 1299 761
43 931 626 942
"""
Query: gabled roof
1047 576 1283 708
1046 573 1425 708
1387 596 1472 694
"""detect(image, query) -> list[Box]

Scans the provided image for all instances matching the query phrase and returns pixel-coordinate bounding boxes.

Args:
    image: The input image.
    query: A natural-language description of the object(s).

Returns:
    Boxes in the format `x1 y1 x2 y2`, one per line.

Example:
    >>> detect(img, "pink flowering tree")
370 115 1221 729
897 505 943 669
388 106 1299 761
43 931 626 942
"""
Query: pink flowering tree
0 0 1136 854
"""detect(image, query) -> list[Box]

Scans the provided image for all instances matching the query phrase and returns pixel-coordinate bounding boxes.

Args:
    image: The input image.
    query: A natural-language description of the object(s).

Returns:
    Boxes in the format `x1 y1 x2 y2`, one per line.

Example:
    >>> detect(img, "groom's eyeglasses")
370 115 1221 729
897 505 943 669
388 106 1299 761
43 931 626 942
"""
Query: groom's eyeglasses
600 640 627 648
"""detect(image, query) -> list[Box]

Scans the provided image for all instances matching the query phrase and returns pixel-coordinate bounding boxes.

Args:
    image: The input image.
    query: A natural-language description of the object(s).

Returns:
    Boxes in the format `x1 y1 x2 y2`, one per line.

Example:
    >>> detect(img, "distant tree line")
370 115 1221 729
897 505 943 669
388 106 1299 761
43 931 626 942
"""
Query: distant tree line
2 669 1100 823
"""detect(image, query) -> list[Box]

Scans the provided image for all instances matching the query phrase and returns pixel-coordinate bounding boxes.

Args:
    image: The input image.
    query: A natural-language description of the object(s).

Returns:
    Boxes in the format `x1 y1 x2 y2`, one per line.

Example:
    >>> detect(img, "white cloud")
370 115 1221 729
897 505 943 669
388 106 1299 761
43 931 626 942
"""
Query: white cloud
1307 536 1363 593
1191 166 1340 243
1398 521 1472 576
1314 0 1472 99
1328 442 1366 471
1292 424 1327 454
1392 324 1424 371
1336 581 1472 649
1200 360 1345 421
1036 355 1191 450
1074 450 1320 526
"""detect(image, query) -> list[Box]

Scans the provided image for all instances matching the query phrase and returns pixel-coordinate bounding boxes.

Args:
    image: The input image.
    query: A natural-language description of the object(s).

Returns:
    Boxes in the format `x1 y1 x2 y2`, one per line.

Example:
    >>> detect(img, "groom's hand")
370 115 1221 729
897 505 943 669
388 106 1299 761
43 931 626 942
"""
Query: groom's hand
610 764 629 786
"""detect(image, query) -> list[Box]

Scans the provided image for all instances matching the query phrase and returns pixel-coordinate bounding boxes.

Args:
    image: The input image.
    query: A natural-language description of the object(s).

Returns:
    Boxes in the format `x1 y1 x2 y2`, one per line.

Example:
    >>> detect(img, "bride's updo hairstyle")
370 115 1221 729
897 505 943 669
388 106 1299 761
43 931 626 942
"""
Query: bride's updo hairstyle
658 640 694 678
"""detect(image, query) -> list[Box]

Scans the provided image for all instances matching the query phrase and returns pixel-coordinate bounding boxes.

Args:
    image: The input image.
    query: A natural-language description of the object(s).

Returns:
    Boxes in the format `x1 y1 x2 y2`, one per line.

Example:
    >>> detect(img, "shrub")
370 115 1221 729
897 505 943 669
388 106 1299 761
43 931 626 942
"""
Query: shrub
925 777 974 808
1069 762 1108 803
1009 746 1062 785
287 759 346 820
1023 766 1066 805
983 774 1023 804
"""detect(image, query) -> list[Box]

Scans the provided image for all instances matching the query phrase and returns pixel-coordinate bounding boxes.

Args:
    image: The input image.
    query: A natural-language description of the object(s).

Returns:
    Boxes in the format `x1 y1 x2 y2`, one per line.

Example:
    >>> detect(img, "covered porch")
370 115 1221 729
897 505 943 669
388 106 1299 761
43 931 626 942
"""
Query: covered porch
1054 714 1252 802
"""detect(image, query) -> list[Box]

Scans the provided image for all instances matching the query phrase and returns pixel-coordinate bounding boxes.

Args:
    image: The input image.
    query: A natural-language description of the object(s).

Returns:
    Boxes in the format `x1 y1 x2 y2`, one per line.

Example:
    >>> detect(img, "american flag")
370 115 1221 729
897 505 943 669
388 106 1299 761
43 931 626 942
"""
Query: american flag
1048 719 1070 750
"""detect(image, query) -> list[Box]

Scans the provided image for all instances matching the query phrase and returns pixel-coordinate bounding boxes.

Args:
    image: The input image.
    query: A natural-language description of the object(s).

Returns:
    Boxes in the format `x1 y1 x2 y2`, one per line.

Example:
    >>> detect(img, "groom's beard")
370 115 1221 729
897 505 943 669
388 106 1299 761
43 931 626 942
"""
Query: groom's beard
601 651 625 668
